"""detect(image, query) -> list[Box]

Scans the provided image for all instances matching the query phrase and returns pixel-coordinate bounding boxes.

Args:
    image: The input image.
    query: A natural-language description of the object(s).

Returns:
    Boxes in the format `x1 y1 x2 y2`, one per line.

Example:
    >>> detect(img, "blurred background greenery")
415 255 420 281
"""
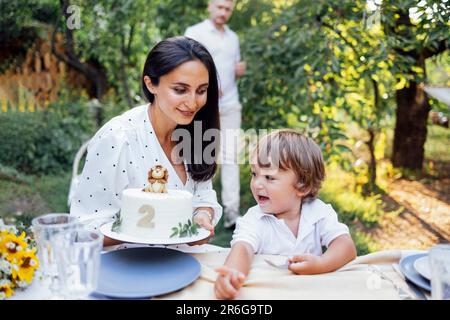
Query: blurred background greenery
0 0 448 254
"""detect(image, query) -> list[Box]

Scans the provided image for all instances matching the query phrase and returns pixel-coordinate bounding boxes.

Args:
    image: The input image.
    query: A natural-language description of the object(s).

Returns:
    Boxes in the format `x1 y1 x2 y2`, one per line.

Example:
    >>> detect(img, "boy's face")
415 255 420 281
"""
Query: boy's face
250 155 304 217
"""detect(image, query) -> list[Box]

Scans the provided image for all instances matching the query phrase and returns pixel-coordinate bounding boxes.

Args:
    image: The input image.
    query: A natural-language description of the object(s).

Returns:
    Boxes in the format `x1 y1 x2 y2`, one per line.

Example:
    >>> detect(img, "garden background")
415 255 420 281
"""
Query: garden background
0 0 449 254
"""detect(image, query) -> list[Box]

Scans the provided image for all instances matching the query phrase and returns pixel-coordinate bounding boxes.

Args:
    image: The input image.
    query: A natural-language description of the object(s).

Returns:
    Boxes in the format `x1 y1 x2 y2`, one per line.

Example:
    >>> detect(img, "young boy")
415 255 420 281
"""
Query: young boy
214 129 357 299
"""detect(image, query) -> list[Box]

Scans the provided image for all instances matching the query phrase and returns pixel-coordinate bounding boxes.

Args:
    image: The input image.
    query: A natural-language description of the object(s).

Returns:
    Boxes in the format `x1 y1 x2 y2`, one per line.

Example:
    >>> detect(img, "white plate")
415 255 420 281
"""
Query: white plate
413 256 431 280
99 221 210 245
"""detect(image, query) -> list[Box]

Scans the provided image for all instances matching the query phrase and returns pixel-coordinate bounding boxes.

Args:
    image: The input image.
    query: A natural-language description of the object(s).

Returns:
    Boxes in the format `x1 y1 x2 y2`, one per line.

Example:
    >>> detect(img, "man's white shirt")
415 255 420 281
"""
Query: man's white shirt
185 19 241 111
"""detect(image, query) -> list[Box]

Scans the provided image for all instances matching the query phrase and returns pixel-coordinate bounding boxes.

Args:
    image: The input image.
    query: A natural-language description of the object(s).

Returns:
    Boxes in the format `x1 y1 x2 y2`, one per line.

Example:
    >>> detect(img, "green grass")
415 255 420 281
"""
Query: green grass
351 228 379 256
34 172 71 213
425 125 450 162
385 123 450 163
319 164 389 255
0 172 70 226
320 164 387 228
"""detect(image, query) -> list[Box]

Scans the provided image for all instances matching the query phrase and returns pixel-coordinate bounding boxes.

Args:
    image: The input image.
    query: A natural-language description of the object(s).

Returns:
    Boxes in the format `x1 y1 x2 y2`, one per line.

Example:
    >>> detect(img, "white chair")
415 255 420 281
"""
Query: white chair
67 139 91 207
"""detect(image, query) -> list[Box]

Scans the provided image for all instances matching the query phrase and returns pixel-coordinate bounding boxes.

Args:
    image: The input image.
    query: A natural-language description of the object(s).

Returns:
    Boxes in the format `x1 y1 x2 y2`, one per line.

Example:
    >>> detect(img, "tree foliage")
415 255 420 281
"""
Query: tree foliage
1 0 448 177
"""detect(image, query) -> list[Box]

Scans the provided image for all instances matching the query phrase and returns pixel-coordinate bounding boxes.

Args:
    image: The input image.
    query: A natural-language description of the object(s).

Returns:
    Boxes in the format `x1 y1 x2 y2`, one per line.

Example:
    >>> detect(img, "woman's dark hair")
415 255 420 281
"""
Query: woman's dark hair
142 36 220 182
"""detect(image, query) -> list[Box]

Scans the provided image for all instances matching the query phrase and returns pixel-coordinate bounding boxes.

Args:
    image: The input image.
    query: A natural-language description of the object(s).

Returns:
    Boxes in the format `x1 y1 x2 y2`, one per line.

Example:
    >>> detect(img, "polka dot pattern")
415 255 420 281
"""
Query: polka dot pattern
69 104 222 228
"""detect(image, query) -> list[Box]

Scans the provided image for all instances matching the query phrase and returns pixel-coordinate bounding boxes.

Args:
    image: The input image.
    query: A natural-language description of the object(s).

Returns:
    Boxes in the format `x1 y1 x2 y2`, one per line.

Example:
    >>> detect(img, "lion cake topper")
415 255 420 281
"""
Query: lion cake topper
143 165 169 193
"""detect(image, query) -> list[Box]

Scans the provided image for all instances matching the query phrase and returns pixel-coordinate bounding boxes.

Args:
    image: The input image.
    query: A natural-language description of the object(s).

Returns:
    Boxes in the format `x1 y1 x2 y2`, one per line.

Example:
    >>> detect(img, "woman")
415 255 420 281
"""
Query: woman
70 36 222 247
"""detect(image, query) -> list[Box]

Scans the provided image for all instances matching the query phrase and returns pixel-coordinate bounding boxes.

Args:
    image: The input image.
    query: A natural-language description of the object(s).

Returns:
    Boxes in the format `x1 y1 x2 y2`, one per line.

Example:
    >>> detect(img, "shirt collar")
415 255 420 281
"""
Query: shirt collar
254 200 328 239
204 19 230 34
300 200 328 225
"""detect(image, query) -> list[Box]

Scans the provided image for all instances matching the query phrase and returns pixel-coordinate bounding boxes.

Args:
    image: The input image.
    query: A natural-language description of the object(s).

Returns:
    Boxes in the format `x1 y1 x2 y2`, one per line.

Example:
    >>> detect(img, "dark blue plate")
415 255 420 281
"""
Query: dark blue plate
94 247 201 299
399 253 431 292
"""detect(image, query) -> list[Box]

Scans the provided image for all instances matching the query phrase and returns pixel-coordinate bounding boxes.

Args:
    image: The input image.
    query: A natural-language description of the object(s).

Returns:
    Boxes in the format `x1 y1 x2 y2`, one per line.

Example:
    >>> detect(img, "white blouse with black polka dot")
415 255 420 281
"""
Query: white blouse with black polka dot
69 104 222 230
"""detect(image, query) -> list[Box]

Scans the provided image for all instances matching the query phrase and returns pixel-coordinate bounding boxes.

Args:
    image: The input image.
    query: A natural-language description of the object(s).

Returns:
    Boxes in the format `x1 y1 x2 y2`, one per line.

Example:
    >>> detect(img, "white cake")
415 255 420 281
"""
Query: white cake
119 188 194 239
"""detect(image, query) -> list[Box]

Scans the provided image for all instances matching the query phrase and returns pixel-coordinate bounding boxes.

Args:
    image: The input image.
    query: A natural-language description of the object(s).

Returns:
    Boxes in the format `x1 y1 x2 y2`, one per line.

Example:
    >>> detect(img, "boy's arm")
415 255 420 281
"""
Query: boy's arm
289 234 356 275
214 242 254 299
223 241 254 276
320 234 357 272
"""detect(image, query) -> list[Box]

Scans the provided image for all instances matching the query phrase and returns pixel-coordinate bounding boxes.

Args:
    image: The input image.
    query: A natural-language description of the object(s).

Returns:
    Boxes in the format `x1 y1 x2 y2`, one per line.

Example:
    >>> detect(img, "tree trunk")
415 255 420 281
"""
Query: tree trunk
120 33 133 108
387 9 447 170
85 58 108 125
367 127 377 192
392 80 430 169
51 0 109 127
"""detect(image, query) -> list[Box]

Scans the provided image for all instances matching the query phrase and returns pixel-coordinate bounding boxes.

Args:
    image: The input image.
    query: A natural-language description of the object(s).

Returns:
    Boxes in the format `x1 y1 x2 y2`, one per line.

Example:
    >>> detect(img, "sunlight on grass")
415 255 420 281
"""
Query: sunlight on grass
385 124 450 163
425 125 450 162
351 228 380 256
320 163 386 228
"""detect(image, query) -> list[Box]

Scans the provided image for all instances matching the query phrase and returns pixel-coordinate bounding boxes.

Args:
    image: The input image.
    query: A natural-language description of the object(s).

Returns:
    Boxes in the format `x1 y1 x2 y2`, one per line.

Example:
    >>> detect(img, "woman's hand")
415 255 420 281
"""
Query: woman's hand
187 209 215 246
214 266 246 300
193 210 214 232
288 254 325 275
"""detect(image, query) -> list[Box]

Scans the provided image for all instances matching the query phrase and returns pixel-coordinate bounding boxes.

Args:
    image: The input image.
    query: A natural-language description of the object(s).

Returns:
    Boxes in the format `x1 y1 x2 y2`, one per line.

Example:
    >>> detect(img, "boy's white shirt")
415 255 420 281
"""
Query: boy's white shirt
230 199 350 256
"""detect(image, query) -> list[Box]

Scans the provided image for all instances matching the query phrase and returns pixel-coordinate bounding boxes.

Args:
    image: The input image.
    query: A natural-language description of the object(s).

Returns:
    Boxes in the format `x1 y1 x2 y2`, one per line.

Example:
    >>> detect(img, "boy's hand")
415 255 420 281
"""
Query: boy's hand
214 266 246 300
288 254 325 275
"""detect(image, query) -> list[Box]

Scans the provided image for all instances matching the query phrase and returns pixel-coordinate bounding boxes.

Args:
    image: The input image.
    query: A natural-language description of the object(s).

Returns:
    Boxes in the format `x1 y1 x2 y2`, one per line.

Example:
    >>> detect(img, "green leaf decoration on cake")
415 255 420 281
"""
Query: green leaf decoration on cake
170 219 199 238
111 212 122 232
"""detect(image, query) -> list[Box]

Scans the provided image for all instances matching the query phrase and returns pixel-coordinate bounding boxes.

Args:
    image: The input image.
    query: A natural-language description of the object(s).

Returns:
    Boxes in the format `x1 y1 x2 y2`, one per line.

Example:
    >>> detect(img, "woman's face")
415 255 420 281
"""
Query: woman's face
144 60 209 126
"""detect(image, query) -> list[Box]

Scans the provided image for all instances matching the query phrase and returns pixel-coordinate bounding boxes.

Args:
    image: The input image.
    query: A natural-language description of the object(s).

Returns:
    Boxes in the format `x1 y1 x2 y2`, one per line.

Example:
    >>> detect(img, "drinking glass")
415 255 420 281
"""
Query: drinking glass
31 213 80 299
429 244 450 300
55 229 104 299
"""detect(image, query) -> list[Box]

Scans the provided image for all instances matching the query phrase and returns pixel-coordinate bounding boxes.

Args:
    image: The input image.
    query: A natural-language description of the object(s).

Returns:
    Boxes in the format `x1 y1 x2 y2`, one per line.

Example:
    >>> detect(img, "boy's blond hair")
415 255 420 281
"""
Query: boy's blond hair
254 129 325 202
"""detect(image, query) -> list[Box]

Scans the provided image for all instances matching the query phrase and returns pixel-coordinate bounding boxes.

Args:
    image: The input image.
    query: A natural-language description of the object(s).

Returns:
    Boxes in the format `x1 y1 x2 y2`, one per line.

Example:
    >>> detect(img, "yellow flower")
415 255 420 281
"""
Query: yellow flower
0 231 28 263
0 227 38 299
0 281 14 299
12 249 39 283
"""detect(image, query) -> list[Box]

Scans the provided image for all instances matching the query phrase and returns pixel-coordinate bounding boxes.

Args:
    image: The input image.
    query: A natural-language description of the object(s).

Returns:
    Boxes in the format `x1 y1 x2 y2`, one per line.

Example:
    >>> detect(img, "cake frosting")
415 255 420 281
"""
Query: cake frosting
119 188 194 239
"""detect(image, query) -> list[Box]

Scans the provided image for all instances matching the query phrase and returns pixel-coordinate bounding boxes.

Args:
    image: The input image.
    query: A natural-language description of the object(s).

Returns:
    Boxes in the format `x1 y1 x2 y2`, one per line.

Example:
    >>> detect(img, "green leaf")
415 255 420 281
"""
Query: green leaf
111 213 122 232
180 230 188 237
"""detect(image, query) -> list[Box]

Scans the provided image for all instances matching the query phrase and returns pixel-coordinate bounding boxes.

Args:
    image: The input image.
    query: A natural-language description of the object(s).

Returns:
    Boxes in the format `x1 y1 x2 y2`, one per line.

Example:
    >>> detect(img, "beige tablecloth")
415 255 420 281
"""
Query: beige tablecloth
11 245 427 300
156 249 426 300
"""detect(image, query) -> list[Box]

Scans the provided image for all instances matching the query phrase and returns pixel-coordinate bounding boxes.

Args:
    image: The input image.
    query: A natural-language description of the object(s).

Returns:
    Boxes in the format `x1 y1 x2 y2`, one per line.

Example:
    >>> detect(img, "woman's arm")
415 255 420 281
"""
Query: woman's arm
288 234 356 275
69 123 130 248
192 179 223 226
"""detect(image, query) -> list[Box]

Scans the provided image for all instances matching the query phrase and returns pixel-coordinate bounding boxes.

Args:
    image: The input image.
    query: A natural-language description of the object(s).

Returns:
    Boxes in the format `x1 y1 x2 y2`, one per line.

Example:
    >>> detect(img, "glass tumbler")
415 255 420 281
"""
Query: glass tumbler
55 229 104 299
429 244 450 300
31 213 80 299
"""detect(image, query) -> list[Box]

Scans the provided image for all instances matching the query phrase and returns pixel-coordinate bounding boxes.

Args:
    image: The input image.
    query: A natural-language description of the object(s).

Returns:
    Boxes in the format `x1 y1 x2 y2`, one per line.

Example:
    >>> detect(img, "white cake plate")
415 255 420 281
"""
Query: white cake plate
99 221 211 245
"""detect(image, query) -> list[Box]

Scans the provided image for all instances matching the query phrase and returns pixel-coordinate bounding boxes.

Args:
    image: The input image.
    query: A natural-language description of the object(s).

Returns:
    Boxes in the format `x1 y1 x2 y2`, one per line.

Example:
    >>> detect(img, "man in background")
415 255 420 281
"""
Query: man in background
185 0 246 229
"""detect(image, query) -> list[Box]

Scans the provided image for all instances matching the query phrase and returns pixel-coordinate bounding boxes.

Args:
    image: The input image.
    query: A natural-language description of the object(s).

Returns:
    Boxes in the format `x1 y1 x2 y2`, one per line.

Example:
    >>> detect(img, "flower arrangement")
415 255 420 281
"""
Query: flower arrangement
0 219 39 299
